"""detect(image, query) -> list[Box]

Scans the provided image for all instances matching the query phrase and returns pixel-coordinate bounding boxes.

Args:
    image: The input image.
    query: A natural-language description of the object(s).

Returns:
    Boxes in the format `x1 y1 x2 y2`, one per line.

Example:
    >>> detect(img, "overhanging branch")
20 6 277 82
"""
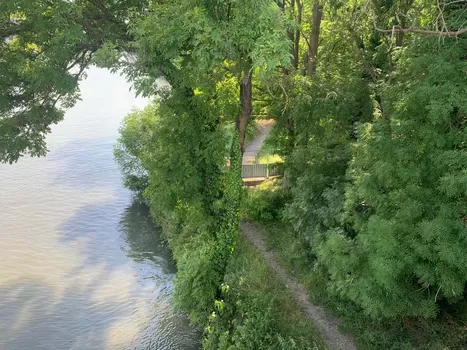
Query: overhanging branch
375 26 467 37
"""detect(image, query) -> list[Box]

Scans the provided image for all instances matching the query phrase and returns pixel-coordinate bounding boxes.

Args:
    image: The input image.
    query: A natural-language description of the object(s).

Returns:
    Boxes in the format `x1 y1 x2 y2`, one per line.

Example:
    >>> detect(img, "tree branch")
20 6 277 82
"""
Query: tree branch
0 23 29 40
375 25 467 37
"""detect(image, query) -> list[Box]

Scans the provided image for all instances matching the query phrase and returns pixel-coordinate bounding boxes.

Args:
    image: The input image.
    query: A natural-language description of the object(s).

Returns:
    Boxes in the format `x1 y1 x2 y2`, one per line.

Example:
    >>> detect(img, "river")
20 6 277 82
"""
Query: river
0 68 200 349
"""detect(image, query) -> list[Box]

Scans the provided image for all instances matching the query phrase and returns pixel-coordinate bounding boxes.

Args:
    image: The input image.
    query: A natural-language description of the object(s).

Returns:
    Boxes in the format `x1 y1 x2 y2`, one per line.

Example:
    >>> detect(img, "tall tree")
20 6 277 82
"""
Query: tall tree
307 0 323 75
130 0 290 153
115 0 291 324
320 32 467 318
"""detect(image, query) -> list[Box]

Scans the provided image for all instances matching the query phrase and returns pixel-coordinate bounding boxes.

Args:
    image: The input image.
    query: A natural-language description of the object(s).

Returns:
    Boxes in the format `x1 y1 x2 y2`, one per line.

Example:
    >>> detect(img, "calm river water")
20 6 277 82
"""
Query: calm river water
0 68 200 349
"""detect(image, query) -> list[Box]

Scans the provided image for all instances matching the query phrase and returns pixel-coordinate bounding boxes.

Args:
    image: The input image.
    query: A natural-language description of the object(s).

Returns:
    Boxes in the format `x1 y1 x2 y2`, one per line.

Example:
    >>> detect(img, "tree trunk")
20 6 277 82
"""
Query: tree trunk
395 17 405 47
287 0 296 70
307 0 322 75
236 69 253 153
293 0 303 69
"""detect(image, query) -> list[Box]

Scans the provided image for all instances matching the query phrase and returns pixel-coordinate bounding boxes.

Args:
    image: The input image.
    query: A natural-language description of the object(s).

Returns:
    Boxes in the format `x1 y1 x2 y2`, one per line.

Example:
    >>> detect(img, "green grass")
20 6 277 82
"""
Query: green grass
257 137 283 164
257 153 283 164
204 233 326 349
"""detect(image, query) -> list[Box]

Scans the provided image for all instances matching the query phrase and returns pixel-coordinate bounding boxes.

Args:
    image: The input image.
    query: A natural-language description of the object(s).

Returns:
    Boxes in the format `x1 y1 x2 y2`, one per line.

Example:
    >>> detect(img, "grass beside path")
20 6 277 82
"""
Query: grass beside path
240 221 357 350
205 233 326 349
239 179 467 349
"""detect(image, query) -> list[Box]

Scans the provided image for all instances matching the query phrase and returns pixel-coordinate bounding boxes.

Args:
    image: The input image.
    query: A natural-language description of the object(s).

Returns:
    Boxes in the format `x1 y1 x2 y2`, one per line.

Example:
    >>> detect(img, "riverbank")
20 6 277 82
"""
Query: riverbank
0 68 199 350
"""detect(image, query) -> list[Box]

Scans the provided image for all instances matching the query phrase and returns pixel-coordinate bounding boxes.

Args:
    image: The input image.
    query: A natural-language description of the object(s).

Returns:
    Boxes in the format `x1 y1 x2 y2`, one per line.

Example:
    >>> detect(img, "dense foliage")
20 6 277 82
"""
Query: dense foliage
3 0 467 348
203 236 322 349
0 0 147 163
114 0 292 342
275 1 467 322
115 90 235 323
320 36 467 318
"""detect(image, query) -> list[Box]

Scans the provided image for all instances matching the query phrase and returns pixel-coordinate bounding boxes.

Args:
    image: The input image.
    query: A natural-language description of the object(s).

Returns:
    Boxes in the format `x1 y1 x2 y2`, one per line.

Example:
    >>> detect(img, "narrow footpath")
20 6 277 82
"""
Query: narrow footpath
242 119 274 164
240 221 357 350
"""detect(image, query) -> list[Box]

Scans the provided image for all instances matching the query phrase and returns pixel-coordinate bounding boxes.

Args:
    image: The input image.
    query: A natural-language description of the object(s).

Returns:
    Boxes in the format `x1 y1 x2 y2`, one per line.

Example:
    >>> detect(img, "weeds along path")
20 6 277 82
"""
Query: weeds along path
240 221 357 350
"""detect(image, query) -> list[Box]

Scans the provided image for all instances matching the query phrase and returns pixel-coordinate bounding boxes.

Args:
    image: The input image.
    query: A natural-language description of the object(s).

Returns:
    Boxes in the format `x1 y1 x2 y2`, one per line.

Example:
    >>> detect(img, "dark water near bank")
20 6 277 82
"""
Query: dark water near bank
0 68 200 349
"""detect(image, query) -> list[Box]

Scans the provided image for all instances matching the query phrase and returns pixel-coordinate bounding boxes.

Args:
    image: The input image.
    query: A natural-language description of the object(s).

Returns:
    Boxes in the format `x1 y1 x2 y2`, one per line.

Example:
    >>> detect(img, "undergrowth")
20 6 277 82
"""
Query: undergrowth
262 221 467 350
244 179 467 350
203 234 325 349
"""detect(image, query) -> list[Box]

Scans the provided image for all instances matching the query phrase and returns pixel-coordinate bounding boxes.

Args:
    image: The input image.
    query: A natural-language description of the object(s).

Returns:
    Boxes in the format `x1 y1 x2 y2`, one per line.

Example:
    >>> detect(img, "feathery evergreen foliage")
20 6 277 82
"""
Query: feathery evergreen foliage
320 35 467 318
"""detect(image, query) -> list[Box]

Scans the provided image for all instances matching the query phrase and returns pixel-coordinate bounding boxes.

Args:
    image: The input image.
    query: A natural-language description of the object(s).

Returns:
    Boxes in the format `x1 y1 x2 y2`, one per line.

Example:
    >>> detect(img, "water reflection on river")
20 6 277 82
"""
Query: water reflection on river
0 68 200 349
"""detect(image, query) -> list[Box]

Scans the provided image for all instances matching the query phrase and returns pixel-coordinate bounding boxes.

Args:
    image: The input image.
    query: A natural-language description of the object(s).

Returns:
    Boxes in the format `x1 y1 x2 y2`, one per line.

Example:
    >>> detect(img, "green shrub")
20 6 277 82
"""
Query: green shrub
241 179 289 222
114 105 156 194
319 36 467 319
115 90 241 326
261 221 467 350
204 287 278 350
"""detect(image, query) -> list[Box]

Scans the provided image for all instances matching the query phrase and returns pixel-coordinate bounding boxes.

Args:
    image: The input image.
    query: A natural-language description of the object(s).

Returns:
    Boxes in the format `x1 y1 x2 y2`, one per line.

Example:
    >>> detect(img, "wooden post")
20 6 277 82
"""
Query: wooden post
266 155 269 178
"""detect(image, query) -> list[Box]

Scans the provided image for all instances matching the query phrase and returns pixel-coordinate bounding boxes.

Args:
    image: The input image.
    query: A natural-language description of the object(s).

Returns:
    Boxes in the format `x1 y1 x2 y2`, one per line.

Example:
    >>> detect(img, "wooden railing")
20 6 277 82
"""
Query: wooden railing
241 162 284 178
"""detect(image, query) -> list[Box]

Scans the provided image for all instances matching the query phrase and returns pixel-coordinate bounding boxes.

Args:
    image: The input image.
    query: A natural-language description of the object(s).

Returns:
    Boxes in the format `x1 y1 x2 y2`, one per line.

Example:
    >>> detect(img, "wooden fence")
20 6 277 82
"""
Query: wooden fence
241 162 284 178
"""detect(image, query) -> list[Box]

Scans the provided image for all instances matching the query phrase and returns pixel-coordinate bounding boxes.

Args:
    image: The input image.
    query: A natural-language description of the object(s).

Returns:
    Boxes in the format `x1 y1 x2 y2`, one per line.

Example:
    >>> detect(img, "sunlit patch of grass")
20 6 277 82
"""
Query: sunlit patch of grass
257 153 283 164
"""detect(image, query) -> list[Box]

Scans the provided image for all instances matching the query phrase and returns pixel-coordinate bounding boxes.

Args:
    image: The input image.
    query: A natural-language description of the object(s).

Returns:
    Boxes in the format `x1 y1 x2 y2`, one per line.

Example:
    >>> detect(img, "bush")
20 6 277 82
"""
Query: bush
115 90 240 326
319 36 467 319
114 105 156 194
261 221 467 350
241 179 289 221
204 287 278 350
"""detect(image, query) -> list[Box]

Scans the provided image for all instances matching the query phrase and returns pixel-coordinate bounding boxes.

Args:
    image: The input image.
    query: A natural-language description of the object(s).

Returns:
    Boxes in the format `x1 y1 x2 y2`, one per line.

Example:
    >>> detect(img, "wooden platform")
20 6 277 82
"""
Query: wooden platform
242 175 282 187
242 177 267 186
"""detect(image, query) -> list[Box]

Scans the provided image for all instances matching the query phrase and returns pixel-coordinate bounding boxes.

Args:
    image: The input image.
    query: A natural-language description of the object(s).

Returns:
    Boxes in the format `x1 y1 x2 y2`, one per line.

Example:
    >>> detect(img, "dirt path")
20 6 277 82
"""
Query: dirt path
240 221 357 350
242 120 274 164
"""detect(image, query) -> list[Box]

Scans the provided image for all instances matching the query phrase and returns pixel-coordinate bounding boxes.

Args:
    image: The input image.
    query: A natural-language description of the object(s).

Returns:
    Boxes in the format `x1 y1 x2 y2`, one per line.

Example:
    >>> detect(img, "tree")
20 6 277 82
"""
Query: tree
307 0 323 75
130 0 290 152
114 0 291 324
277 0 373 247
270 0 467 321
320 33 467 318
0 0 146 163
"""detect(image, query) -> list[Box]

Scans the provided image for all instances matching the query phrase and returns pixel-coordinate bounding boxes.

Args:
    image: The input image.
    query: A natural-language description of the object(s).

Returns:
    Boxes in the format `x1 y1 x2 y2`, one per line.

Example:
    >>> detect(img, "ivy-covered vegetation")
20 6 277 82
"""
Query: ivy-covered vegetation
204 234 323 349
2 0 467 349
